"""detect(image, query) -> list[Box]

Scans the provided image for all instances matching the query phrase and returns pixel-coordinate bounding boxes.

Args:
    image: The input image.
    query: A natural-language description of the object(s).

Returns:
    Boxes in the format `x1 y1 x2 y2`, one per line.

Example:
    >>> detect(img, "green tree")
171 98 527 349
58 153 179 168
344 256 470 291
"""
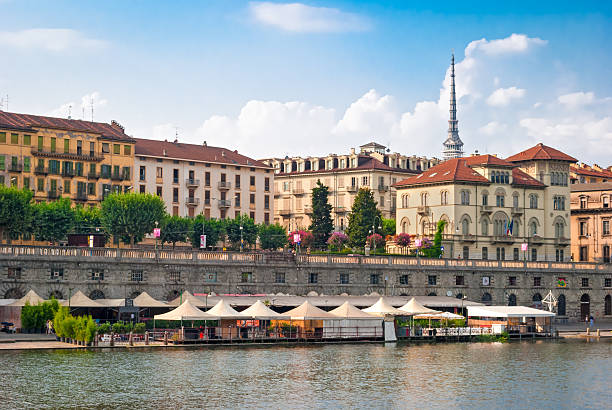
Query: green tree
73 205 102 234
259 223 288 250
160 215 192 249
382 218 396 237
422 219 447 258
309 180 334 249
225 214 258 250
346 188 382 248
32 198 75 244
0 186 33 243
190 215 224 250
100 193 166 247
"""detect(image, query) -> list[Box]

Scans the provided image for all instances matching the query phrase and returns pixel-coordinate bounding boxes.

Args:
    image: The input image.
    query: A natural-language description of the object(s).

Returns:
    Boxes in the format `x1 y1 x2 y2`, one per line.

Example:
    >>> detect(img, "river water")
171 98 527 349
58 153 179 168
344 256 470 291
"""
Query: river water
1 340 611 409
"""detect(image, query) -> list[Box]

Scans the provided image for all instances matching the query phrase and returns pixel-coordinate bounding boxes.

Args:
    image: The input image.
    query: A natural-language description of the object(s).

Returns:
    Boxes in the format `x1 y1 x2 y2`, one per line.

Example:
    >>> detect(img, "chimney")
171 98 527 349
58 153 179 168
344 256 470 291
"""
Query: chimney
111 120 125 132
203 141 207 147
163 149 167 157
593 164 603 172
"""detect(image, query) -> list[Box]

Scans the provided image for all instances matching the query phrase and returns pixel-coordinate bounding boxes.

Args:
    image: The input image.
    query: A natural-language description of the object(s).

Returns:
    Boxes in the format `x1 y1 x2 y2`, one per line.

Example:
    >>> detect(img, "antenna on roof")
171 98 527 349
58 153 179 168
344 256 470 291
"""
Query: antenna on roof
174 126 179 143
68 104 72 119
90 96 94 122
1 94 8 111
82 106 85 120
386 141 391 153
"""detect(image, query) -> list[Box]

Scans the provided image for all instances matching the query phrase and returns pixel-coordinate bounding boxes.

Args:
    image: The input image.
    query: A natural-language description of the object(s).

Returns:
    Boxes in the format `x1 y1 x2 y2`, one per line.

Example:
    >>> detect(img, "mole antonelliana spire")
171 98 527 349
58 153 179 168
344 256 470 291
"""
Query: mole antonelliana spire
442 53 464 160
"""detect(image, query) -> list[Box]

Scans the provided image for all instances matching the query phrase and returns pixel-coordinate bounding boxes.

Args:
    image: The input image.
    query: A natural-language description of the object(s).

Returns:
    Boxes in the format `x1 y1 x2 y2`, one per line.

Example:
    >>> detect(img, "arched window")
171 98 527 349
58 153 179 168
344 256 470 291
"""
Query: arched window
605 295 611 316
508 294 517 306
428 292 437 296
49 290 64 300
421 192 428 206
555 220 565 238
580 294 590 319
441 191 448 205
529 194 538 209
512 194 519 208
462 218 469 235
461 190 470 205
482 293 492 305
532 293 542 306
557 295 566 316
529 219 539 236
4 288 24 299
481 219 489 236
89 289 105 300
493 213 508 236
456 293 464 299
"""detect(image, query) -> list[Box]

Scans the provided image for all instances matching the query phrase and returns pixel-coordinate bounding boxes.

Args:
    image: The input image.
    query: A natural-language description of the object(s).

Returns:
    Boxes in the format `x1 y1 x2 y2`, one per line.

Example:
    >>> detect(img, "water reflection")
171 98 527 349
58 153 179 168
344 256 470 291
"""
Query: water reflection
1 341 611 408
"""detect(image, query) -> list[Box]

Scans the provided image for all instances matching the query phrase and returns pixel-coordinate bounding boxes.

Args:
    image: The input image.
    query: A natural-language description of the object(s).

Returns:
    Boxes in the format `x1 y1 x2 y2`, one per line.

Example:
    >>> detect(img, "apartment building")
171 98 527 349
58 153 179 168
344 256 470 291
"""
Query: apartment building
395 144 576 262
570 183 612 262
261 142 437 232
0 110 135 206
570 163 612 184
134 138 273 223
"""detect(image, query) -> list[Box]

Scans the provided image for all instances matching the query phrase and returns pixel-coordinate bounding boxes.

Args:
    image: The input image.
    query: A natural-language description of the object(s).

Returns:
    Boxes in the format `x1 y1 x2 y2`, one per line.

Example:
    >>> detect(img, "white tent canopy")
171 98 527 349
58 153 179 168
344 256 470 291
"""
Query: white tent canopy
134 292 168 308
284 301 337 320
329 302 380 319
97 299 125 307
168 291 206 307
362 297 406 316
61 291 105 308
154 299 219 321
399 298 441 316
9 290 45 307
467 306 555 318
206 299 243 319
415 311 464 320
239 300 290 320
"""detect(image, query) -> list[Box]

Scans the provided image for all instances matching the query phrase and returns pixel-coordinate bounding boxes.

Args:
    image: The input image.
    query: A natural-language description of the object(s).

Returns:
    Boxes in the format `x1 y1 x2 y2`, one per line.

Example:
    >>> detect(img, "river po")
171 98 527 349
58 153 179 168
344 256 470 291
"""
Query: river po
1 340 610 409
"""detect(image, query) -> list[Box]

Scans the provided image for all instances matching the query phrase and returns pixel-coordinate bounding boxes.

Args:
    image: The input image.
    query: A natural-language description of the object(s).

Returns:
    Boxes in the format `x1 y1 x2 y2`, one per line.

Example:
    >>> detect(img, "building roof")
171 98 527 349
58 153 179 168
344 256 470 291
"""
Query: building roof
275 155 418 177
463 154 514 168
0 110 134 142
394 158 490 187
570 165 612 179
467 305 555 318
506 143 577 163
570 182 612 192
134 138 270 169
511 168 546 188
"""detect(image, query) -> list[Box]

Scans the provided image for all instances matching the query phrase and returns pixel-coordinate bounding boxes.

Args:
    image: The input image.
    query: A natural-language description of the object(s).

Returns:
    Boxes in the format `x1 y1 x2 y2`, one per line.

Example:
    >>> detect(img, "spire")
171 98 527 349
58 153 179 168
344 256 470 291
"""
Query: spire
442 52 464 161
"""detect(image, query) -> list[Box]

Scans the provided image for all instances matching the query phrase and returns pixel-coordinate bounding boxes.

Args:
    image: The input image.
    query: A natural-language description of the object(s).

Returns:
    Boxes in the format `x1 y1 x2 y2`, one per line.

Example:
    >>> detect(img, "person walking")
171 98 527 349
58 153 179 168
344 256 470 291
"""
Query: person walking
590 315 594 328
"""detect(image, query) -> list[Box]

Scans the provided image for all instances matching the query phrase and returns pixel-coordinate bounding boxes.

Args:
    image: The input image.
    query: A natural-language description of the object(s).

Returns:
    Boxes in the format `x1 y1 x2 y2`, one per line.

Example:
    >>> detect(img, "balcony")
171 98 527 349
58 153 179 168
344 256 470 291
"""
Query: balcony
292 188 304 195
218 199 231 208
480 205 492 214
346 185 358 192
34 166 48 175
334 206 347 214
203 198 211 206
74 192 88 202
185 197 200 207
47 190 60 199
417 206 430 215
87 171 100 180
492 235 515 244
218 181 231 190
528 236 544 246
279 209 292 216
61 169 75 178
460 234 476 243
9 163 23 173
186 178 200 188
555 237 570 247
377 185 389 192
111 173 124 181
511 207 523 216
304 205 312 214
31 148 104 162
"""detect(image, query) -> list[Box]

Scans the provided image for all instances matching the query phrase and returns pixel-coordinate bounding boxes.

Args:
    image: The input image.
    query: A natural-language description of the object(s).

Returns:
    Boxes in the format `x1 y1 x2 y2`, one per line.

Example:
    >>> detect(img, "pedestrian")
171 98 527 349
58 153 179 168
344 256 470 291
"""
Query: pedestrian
590 315 594 328
585 315 590 328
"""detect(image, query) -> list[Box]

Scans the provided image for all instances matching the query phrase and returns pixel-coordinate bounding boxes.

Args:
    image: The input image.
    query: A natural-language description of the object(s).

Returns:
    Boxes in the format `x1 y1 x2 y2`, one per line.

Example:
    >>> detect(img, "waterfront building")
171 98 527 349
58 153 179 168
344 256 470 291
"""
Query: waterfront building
261 143 438 232
570 182 612 263
134 138 273 223
395 143 577 262
570 163 612 184
442 54 464 161
0 110 135 206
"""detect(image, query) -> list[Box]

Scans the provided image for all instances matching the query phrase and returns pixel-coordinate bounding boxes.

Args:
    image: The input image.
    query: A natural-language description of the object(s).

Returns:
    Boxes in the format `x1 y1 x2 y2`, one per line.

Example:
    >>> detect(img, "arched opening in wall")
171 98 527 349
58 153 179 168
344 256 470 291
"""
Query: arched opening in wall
129 291 142 299
456 293 463 299
580 294 590 319
481 293 492 306
508 294 517 306
4 288 23 299
89 290 105 300
605 295 611 316
427 292 437 296
532 293 542 308
166 289 182 302
49 290 63 300
557 295 566 316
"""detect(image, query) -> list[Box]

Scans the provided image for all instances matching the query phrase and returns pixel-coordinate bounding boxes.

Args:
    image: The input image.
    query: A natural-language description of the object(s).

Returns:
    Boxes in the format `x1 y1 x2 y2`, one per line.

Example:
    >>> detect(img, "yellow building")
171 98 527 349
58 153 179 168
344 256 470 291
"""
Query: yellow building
0 110 135 208
570 182 612 262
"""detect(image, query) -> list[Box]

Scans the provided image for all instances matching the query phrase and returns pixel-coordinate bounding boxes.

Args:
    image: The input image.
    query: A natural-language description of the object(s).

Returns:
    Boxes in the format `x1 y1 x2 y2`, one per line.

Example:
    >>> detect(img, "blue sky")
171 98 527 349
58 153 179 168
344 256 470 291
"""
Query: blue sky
0 1 611 162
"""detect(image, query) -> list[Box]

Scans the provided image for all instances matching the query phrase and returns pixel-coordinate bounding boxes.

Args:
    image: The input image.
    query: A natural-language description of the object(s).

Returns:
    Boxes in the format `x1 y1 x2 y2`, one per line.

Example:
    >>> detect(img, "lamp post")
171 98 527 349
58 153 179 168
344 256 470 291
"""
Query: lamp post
461 295 467 321
240 225 244 252
154 220 159 251
371 215 382 255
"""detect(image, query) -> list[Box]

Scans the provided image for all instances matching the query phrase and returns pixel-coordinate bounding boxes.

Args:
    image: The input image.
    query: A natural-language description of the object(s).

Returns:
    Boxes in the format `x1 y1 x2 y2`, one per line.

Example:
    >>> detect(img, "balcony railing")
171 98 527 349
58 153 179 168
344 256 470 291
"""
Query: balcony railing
9 163 23 172
377 185 389 192
186 178 200 187
555 237 570 247
417 206 430 215
218 199 231 208
511 207 523 215
203 198 211 206
346 185 358 192
218 181 231 190
111 173 127 181
48 190 60 199
492 235 515 244
31 148 104 162
292 188 304 195
34 166 48 175
87 172 100 180
74 192 88 202
186 197 200 206
279 209 292 216
528 236 544 245
61 169 75 177
480 205 492 214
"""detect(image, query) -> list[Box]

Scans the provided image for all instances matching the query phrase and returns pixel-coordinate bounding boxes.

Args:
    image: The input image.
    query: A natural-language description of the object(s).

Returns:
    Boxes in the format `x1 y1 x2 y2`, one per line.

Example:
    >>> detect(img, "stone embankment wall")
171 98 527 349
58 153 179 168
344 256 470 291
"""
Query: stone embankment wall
1 246 611 319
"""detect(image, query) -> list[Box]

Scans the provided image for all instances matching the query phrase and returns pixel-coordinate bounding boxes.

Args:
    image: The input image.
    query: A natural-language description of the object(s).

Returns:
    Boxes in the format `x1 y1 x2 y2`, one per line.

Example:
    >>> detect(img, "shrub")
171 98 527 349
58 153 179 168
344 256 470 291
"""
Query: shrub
288 230 314 249
133 323 146 334
97 322 111 334
395 233 411 248
365 233 385 250
327 232 349 251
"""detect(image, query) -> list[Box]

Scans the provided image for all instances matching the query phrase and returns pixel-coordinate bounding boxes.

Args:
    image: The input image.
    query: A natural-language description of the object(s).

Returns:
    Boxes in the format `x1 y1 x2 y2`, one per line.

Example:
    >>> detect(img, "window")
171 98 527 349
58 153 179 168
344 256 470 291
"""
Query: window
362 176 369 186
370 274 380 285
173 188 179 203
173 169 179 184
514 247 519 261
579 221 587 237
496 247 505 261
91 270 104 280
205 172 211 186
241 272 253 283
156 186 162 196
482 247 488 260
461 219 469 235
235 174 241 189
50 268 64 279
455 275 465 286
264 177 270 192
556 249 565 262
604 246 610 263
482 193 488 206
428 275 437 286
508 276 517 286
604 221 610 236
88 183 95 196
529 194 538 209
275 272 286 283
604 197 610 209
553 196 566 211
7 268 21 280
168 271 181 282
580 196 587 209
37 178 44 192
250 175 256 186
101 143 109 153
605 278 612 288
531 248 537 261
340 273 350 284
235 193 241 207
309 272 319 284
481 219 488 236
533 277 541 287
399 274 409 285
250 194 255 204
440 191 448 205
124 145 131 155
495 194 505 207
264 195 270 210
461 190 470 205
139 166 146 181
205 272 217 283
130 270 143 282
113 144 120 154
0 132 5 143
582 277 589 288
555 221 565 238
462 246 469 260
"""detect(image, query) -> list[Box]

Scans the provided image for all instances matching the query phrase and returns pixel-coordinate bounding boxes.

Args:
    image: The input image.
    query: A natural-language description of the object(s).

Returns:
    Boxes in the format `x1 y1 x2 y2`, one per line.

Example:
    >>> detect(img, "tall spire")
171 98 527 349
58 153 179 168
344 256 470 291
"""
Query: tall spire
442 52 464 160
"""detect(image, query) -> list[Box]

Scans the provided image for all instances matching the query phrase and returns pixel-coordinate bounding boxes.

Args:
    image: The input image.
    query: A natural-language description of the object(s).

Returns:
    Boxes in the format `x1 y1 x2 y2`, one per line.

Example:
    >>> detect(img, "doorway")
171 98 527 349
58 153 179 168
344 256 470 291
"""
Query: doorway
580 294 590 319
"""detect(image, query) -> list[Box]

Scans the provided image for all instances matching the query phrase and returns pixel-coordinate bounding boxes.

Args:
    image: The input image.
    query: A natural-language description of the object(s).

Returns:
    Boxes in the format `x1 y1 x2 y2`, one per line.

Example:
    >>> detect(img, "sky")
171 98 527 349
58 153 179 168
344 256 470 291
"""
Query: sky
0 1 611 163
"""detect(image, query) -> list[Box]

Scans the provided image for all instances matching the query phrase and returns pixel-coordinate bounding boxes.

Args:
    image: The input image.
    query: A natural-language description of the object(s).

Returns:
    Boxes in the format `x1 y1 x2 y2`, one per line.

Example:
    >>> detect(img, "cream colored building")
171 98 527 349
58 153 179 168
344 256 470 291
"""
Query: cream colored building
261 143 438 232
570 183 612 263
134 138 273 223
394 144 577 262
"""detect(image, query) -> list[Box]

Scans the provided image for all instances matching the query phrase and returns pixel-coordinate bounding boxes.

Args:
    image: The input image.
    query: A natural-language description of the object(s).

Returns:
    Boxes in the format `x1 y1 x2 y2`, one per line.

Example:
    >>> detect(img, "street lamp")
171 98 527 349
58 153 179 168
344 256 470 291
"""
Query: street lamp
371 216 382 255
154 220 159 251
240 225 244 252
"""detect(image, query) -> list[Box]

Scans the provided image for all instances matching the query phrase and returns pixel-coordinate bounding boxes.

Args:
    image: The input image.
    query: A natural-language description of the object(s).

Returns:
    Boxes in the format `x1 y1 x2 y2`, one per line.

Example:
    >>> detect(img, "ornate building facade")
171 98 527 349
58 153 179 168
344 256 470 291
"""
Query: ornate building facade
570 183 612 263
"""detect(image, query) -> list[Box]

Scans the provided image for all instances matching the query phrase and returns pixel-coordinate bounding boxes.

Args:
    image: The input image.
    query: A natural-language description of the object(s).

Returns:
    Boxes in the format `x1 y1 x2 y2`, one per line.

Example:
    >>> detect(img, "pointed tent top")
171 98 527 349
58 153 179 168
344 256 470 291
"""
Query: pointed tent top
399 298 441 315
61 290 105 308
9 289 45 307
329 301 380 319
240 300 290 320
362 297 406 316
284 301 337 320
206 299 243 319
154 299 219 321
168 291 206 307
133 292 168 308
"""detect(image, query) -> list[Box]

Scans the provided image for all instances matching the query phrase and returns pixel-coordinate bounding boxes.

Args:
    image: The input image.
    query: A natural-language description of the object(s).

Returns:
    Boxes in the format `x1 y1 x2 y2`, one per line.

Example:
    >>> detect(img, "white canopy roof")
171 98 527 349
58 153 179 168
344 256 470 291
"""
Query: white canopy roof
97 298 126 307
205 299 243 319
133 292 168 308
329 302 380 319
415 311 464 320
61 291 105 308
168 291 206 307
467 306 555 318
154 299 219 321
362 297 406 316
399 298 441 315
9 290 45 307
284 301 337 320
239 300 290 320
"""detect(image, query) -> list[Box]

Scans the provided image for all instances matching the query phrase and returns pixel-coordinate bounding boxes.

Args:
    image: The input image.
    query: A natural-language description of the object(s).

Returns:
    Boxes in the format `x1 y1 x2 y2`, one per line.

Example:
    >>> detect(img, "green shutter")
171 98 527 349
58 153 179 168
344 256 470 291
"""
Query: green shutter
23 157 30 172
23 135 31 146
0 156 4 171
38 136 44 150
0 132 6 143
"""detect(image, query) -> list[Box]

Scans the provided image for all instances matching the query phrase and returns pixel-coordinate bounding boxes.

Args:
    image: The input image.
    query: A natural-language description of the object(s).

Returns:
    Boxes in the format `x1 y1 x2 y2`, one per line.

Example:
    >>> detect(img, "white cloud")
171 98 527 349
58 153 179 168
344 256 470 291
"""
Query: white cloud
333 90 397 136
479 121 508 136
44 91 108 120
465 33 547 56
486 87 526 107
249 2 370 33
0 28 107 52
558 91 595 107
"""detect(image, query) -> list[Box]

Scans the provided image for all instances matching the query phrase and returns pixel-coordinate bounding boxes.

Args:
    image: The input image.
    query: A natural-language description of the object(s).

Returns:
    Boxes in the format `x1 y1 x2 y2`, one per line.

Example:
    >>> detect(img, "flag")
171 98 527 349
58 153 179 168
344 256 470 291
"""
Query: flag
508 220 514 236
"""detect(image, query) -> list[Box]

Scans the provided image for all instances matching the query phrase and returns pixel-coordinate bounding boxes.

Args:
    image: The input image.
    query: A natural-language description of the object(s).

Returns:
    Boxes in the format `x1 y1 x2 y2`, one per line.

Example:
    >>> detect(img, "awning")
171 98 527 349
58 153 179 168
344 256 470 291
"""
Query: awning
239 300 290 320
329 302 380 319
61 291 105 308
467 305 555 318
133 292 168 308
399 298 441 315
362 297 406 316
283 301 337 320
168 291 206 307
8 290 45 307
205 299 243 319
154 300 219 321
